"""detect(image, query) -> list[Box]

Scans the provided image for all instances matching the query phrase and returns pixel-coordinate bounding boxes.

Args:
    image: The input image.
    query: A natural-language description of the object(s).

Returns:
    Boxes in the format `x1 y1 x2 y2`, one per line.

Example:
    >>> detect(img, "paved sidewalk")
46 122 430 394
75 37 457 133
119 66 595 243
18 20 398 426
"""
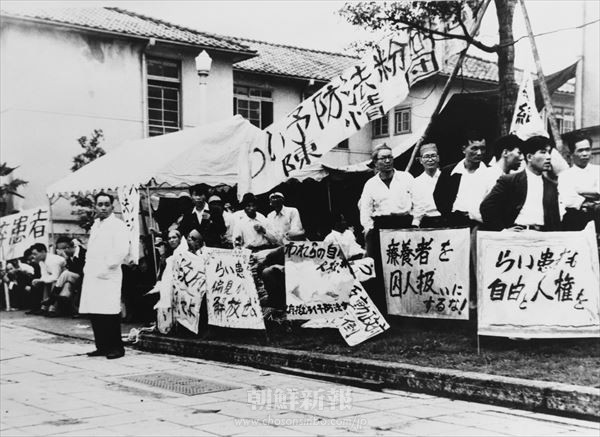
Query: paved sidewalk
1 320 599 436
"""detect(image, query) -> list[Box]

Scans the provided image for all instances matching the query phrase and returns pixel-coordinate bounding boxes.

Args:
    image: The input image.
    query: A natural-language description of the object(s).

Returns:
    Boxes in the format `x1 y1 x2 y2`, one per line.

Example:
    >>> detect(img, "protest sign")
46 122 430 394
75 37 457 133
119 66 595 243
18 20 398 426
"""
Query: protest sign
0 207 49 261
349 257 375 282
240 38 409 196
285 241 353 320
156 307 173 335
477 224 600 338
380 228 470 319
398 27 439 87
510 69 547 140
339 280 390 346
117 185 140 264
172 251 207 334
205 248 265 330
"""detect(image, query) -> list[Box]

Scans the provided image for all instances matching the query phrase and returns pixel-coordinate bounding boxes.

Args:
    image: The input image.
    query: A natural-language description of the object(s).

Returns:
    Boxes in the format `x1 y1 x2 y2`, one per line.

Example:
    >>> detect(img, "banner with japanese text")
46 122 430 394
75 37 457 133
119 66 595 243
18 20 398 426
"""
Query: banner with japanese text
380 228 470 319
205 248 265 330
117 185 140 264
349 257 375 282
477 224 600 338
339 280 390 346
0 208 49 261
172 251 207 334
285 241 353 320
239 38 409 196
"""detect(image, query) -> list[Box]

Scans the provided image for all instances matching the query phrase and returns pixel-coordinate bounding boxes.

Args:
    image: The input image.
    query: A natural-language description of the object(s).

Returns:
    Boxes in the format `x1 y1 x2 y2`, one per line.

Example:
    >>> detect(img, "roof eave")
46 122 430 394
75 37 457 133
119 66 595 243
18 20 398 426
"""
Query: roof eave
233 66 332 84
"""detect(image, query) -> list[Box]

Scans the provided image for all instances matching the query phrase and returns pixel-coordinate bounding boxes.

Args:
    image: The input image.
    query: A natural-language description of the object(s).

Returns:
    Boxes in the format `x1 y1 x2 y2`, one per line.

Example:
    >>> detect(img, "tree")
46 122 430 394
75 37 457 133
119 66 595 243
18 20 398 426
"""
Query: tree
339 0 519 135
70 129 106 230
0 163 28 217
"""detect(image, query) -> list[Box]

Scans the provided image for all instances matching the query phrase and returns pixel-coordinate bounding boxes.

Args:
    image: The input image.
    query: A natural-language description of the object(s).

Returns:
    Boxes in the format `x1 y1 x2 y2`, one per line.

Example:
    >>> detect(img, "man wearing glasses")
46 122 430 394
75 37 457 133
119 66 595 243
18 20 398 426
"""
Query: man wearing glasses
359 143 414 313
412 143 443 228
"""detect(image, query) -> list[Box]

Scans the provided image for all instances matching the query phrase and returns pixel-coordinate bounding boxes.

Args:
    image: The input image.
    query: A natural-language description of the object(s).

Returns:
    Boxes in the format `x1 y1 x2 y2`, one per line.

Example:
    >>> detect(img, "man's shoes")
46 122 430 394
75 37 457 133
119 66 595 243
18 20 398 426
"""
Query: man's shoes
106 350 125 360
86 350 105 357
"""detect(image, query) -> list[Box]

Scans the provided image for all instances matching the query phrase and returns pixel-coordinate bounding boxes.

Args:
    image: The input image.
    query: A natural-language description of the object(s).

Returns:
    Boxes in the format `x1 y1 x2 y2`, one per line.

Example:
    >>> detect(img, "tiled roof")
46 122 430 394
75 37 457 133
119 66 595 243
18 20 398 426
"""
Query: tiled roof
0 6 254 54
233 38 359 82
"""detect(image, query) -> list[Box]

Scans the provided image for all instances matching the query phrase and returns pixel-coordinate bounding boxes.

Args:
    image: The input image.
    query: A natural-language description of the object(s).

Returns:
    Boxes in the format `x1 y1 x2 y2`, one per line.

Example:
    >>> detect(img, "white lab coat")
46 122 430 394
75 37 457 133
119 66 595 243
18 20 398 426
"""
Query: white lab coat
79 213 130 315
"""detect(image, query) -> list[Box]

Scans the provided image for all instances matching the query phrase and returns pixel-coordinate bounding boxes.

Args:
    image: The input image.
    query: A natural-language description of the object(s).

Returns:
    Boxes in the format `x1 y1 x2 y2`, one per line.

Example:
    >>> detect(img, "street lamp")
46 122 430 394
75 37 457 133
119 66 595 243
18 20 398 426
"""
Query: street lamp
195 50 212 125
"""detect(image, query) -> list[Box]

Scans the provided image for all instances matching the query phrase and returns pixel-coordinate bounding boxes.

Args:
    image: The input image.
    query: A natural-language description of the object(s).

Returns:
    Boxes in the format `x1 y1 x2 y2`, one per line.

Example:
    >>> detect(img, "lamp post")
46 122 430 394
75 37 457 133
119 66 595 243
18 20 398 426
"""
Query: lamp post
195 50 212 125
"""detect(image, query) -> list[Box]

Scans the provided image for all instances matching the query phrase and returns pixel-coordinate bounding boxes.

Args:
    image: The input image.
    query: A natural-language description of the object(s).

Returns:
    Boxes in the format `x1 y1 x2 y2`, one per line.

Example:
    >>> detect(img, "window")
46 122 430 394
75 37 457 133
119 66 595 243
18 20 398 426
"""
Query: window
147 57 181 137
554 106 574 134
394 107 411 134
233 85 273 129
372 113 389 138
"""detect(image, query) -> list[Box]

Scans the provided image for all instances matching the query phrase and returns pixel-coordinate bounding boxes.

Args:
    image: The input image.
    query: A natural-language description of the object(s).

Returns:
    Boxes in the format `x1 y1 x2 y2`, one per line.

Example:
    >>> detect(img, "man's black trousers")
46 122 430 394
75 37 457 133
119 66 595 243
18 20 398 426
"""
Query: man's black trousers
89 314 123 354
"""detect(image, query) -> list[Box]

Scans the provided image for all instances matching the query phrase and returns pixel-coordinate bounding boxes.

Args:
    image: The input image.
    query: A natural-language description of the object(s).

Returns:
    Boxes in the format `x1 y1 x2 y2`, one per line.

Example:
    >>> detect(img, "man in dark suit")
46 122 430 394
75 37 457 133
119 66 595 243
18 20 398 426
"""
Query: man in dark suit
433 130 489 228
480 136 560 232
179 185 211 237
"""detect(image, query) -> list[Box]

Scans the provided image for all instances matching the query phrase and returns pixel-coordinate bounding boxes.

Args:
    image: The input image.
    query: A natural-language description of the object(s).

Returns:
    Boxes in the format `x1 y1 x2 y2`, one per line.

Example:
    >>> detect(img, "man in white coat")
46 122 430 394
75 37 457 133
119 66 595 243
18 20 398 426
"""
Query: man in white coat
79 192 130 359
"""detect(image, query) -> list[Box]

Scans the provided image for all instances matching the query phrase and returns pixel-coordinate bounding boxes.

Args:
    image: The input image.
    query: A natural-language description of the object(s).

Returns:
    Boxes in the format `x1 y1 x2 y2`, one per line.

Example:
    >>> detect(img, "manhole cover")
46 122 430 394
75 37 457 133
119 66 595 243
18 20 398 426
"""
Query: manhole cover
123 373 237 396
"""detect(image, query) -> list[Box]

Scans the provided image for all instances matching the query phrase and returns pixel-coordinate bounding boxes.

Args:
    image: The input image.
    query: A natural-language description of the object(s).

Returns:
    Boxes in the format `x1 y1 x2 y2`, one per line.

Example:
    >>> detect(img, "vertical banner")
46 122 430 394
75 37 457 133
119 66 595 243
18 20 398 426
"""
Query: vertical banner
380 228 470 319
205 248 265 330
0 207 49 261
240 37 409 196
509 69 548 139
172 251 207 334
117 185 140 264
339 280 390 346
285 241 353 320
477 224 600 338
156 307 173 335
398 27 439 86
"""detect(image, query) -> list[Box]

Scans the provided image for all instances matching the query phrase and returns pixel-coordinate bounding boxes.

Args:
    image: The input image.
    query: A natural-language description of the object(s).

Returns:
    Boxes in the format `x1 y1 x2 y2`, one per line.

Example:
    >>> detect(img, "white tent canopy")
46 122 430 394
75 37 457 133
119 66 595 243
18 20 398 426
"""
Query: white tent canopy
47 116 328 199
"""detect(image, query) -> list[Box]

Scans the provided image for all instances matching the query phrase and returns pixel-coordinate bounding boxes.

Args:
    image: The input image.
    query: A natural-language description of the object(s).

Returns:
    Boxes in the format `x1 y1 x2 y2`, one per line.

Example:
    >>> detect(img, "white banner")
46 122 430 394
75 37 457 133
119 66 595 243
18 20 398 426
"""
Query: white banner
156 307 173 335
0 207 49 261
398 27 439 87
285 241 353 320
117 185 140 264
380 228 470 319
510 69 548 140
240 37 409 196
349 257 375 282
477 223 600 338
205 248 265 330
172 251 207 334
339 280 390 346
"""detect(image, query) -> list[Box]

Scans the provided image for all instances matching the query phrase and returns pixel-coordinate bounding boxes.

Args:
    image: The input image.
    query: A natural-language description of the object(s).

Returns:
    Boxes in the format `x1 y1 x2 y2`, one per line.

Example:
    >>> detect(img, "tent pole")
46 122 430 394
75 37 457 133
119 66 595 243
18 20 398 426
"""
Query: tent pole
518 0 566 156
404 0 491 171
47 196 55 252
145 186 158 279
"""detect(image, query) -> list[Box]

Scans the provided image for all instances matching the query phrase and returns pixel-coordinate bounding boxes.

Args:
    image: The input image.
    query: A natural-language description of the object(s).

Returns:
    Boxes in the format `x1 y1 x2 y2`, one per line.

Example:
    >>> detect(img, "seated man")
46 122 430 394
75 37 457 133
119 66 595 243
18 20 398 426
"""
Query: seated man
481 136 561 232
266 192 305 244
558 134 600 231
323 213 365 261
233 193 279 251
29 243 66 316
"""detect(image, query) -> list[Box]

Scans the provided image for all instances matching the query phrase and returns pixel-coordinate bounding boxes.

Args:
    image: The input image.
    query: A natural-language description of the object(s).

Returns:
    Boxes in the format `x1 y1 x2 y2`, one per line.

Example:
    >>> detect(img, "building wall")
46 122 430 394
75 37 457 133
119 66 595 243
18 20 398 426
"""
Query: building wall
581 1 600 129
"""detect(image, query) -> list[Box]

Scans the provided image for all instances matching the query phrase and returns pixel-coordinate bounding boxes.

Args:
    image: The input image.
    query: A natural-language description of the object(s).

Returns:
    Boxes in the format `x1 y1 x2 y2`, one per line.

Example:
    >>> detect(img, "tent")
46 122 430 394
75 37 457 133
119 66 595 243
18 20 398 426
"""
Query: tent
46 115 328 199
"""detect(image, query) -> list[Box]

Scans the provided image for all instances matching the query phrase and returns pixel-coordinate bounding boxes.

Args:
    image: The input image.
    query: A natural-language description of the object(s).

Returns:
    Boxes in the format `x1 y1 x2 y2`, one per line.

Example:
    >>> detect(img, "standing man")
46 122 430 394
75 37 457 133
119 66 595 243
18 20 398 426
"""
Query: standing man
179 185 210 237
480 136 560 232
559 134 600 231
411 143 443 228
359 143 414 312
433 130 490 227
30 243 66 316
79 192 130 359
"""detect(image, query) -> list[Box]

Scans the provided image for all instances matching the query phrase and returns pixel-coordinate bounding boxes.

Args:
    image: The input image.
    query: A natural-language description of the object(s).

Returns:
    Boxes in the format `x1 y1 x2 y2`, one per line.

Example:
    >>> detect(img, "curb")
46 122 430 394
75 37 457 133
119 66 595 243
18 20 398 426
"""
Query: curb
136 332 600 421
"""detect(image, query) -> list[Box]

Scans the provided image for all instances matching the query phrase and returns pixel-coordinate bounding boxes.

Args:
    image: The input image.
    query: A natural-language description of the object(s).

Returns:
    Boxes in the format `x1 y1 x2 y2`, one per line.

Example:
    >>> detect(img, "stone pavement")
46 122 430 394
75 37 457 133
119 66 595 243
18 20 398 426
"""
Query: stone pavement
1 320 599 436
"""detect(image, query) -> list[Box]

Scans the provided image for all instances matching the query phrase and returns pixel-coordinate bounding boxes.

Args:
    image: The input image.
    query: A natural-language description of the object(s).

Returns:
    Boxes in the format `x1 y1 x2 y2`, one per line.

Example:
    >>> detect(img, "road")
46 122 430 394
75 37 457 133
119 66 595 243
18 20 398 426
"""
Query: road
1 318 598 436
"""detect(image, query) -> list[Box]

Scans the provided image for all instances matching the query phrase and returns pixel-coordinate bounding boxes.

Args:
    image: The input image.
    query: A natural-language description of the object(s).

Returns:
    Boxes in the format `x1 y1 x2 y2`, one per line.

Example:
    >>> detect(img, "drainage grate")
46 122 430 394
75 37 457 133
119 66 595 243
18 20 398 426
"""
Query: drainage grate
123 372 237 396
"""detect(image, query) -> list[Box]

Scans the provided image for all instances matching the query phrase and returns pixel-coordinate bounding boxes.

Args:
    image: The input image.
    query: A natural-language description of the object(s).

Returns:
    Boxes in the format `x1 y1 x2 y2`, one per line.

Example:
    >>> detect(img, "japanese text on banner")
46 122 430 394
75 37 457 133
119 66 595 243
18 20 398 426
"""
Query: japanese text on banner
205 248 265 330
172 251 207 334
477 224 600 338
241 38 409 196
285 241 353 320
117 185 140 264
380 228 470 319
339 280 389 346
0 208 49 261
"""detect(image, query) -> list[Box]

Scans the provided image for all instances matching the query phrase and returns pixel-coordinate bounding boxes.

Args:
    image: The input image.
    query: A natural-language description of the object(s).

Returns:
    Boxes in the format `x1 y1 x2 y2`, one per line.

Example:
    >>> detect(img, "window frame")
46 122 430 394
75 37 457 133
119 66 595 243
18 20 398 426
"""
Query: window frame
233 85 273 129
371 113 390 139
146 57 182 137
394 107 412 135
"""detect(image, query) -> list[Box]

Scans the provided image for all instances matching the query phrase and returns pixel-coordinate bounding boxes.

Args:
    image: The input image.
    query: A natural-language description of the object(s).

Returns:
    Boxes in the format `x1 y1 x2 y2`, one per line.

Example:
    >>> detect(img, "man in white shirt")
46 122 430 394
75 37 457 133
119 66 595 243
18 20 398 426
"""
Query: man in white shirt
559 134 600 231
266 192 305 244
411 143 443 228
359 143 414 313
233 193 278 251
30 243 66 316
434 130 489 227
481 136 560 232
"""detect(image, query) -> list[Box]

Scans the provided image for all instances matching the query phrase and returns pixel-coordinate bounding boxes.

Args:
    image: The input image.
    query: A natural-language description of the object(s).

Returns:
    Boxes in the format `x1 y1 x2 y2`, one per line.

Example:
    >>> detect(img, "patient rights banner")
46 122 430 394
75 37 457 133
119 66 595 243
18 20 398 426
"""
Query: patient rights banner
380 228 470 319
0 208 49 261
477 224 600 338
172 251 206 334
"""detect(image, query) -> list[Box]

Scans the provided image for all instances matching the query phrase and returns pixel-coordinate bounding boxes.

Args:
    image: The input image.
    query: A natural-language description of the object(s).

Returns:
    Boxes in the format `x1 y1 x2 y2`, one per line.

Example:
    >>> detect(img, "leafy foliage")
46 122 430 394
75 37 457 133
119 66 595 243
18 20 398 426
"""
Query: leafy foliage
70 129 106 230
0 163 28 199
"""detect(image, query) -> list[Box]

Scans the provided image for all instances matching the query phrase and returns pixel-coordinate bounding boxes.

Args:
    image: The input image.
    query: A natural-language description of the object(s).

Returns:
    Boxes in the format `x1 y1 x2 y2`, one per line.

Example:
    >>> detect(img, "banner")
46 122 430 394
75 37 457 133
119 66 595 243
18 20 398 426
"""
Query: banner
117 185 140 264
240 37 409 196
172 251 207 334
156 307 173 335
510 69 548 140
349 257 375 282
339 280 390 346
285 241 353 320
397 27 439 86
380 228 470 319
205 248 265 330
0 207 49 261
477 223 600 338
